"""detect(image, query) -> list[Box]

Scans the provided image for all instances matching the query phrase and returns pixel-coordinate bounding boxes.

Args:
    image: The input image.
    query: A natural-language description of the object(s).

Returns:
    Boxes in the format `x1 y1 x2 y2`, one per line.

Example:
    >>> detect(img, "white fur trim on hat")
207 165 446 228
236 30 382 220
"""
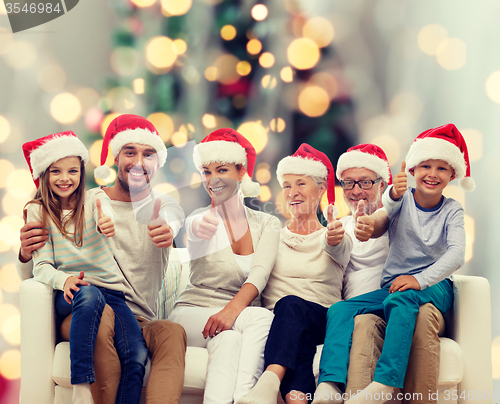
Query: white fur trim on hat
276 156 328 186
193 141 247 169
241 174 261 197
336 150 390 183
110 128 167 167
405 137 466 180
30 136 89 180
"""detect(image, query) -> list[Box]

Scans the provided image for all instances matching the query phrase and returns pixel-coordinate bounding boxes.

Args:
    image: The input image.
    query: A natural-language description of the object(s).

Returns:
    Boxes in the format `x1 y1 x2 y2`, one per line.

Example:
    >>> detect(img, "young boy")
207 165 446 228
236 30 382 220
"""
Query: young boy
313 124 475 404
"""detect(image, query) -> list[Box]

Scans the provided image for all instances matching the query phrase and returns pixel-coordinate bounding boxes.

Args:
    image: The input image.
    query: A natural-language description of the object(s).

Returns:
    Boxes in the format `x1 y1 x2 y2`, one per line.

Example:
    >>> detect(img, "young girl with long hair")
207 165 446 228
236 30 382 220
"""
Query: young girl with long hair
23 131 148 404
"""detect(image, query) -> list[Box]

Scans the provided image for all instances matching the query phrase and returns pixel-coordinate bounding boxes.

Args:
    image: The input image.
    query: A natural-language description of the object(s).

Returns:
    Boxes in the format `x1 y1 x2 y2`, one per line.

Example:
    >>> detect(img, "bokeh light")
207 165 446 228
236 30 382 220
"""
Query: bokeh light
50 93 82 125
333 186 351 218
37 64 66 93
0 350 21 380
6 170 35 199
2 191 31 217
2 313 20 346
303 17 334 48
389 93 423 123
133 78 145 94
247 39 262 55
417 24 448 56
213 54 240 85
145 36 177 73
460 128 482 162
486 70 500 104
221 25 237 41
280 67 294 83
173 39 188 55
287 38 321 70
259 185 272 202
251 4 268 21
0 160 15 188
443 185 465 210
205 66 218 81
369 135 401 167
153 183 181 203
4 40 37 70
309 72 338 99
171 131 188 147
236 61 252 76
0 218 24 249
0 263 20 294
436 38 466 70
110 47 140 77
148 112 175 143
84 107 104 134
269 118 286 133
89 140 114 168
161 0 192 16
275 191 290 219
76 88 100 111
298 86 330 117
0 115 11 144
106 87 137 112
237 121 268 154
259 52 275 68
131 0 156 6
202 114 217 128
255 168 271 184
261 75 277 89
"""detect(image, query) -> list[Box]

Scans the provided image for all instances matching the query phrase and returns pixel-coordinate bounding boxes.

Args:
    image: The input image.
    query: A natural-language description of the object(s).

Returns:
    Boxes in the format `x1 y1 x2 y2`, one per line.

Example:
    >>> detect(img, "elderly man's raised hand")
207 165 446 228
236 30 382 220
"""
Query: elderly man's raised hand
148 199 173 248
354 200 375 242
325 204 344 246
390 161 407 200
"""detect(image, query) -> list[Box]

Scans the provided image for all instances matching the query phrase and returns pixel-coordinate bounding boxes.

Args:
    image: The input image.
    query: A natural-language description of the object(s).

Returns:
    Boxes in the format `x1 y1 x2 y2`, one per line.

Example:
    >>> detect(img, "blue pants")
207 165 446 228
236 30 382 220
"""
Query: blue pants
264 296 328 400
318 279 453 389
55 285 148 404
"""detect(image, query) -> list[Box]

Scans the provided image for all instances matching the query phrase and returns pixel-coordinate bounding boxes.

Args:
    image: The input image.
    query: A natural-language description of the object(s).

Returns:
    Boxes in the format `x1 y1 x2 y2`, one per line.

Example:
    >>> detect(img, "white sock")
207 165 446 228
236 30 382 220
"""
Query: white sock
311 382 343 404
345 381 394 404
235 370 281 404
72 383 94 404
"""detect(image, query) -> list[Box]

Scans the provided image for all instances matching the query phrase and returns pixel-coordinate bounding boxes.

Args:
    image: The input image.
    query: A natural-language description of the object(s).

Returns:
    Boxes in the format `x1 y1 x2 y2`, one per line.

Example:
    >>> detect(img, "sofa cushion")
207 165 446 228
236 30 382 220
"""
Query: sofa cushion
437 337 463 385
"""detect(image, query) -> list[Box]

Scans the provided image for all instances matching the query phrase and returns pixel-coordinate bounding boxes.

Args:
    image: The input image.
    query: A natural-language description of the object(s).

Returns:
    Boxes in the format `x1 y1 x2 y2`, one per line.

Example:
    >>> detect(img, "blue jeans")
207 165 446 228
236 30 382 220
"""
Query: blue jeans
264 296 328 400
318 279 453 389
55 285 148 404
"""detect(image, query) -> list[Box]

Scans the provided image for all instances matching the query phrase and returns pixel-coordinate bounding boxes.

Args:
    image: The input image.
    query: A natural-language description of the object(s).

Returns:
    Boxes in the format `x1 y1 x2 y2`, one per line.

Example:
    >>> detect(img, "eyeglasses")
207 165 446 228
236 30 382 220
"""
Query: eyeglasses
340 178 382 190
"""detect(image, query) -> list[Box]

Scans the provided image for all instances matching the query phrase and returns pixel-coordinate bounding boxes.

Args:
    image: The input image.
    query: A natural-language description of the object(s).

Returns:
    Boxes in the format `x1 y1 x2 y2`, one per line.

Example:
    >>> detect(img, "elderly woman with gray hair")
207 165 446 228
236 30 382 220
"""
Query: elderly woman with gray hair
237 143 352 404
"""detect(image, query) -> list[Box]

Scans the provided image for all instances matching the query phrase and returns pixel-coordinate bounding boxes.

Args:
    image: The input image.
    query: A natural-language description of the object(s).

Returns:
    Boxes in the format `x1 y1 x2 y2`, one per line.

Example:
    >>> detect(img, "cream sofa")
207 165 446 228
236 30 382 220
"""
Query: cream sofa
20 248 493 403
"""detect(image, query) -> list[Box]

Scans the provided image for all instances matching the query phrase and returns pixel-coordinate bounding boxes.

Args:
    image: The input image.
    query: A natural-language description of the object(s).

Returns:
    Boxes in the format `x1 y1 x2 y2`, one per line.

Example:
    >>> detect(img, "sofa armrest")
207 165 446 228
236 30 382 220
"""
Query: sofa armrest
20 278 57 404
448 275 493 403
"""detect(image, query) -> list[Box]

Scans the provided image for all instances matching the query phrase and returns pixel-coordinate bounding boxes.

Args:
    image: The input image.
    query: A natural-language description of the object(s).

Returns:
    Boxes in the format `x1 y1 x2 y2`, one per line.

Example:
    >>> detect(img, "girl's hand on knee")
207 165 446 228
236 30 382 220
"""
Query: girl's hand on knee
63 272 91 303
202 307 238 339
389 275 420 293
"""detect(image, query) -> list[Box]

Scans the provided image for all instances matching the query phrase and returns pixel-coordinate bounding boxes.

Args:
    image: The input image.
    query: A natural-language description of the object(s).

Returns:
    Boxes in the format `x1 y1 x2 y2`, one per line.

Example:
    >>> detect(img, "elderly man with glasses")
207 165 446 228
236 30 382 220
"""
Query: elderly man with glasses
314 144 444 404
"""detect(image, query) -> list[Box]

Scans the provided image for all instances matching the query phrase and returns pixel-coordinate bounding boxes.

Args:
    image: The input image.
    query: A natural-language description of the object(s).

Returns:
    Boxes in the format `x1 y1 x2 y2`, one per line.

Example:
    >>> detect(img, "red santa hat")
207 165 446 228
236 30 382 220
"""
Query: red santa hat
95 114 167 180
22 131 89 188
276 143 336 214
336 143 392 185
405 123 475 192
193 128 261 197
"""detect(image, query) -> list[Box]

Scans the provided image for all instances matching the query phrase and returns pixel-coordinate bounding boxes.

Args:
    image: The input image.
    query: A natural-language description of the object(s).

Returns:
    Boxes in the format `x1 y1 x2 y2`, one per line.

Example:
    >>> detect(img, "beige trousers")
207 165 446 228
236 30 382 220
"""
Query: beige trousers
345 303 445 404
61 308 187 404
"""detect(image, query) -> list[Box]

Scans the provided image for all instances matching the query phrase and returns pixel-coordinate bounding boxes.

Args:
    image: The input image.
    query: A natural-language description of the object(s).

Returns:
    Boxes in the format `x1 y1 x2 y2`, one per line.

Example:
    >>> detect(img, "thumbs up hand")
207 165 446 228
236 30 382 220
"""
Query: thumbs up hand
194 209 220 240
354 200 375 242
390 161 407 200
148 198 173 248
97 199 115 238
325 204 344 246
